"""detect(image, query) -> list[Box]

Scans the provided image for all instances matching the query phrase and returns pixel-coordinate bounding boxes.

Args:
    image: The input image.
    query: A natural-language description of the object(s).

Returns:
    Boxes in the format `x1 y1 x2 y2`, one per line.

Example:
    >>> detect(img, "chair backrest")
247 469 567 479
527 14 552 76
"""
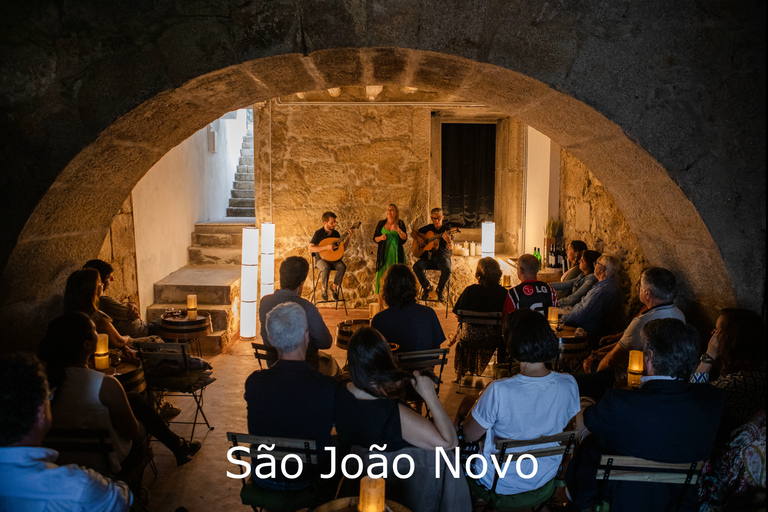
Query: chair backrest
490 430 577 493
226 432 320 489
251 342 278 370
396 347 450 395
456 310 503 327
43 428 114 475
134 341 200 389
592 455 704 512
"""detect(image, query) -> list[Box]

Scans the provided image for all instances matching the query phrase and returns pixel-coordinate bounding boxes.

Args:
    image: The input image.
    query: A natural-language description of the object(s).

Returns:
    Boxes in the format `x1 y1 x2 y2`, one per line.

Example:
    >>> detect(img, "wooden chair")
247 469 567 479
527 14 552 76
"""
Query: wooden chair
226 432 339 512
396 347 449 417
465 430 577 512
454 310 504 393
135 341 214 441
251 342 278 370
593 455 704 512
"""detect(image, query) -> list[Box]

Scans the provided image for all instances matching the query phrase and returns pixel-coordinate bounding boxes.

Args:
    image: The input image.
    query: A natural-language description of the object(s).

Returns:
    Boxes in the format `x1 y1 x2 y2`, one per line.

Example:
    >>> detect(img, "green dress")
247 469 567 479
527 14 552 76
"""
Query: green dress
375 226 401 294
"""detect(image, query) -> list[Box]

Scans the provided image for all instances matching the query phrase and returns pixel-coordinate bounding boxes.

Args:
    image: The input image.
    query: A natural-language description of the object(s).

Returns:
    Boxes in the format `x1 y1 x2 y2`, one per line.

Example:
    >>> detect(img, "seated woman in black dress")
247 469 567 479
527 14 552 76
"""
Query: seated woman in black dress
334 327 457 452
450 257 508 380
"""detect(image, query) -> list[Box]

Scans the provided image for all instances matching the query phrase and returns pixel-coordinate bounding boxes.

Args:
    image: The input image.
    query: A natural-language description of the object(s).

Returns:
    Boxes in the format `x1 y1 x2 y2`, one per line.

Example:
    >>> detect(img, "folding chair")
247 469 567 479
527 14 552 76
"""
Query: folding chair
396 347 449 417
593 455 704 512
251 342 278 370
454 310 504 393
226 432 339 512
465 430 577 512
135 341 214 441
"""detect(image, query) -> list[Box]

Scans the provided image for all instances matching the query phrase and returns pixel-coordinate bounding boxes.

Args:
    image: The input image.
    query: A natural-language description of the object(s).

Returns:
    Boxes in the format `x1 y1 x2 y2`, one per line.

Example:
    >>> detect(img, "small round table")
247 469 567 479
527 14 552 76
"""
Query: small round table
335 319 371 350
552 324 588 373
159 311 211 357
92 359 146 394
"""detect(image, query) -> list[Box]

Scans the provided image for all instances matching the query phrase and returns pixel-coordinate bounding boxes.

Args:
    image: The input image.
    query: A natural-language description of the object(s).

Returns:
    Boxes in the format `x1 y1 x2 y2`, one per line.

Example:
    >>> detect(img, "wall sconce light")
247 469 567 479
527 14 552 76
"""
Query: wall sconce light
402 86 418 94
365 85 384 100
628 350 644 388
482 221 495 258
240 227 259 339
295 92 306 99
327 87 341 97
260 222 275 298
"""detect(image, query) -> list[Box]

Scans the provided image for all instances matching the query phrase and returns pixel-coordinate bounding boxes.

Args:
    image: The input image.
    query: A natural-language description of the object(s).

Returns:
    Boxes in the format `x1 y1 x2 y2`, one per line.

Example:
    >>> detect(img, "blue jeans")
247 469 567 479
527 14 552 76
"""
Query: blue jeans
413 252 452 292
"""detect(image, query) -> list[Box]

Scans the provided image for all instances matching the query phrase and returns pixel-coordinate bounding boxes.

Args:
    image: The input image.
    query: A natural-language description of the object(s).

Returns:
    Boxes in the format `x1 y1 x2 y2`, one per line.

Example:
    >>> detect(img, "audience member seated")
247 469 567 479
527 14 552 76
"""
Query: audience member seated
560 254 623 349
334 327 458 452
64 268 133 356
575 267 685 400
565 318 724 512
690 308 766 445
244 303 337 489
37 312 201 479
371 264 445 353
450 257 508 378
502 254 557 317
551 250 600 307
84 259 161 338
0 352 133 511
258 256 333 373
456 309 579 497
560 240 588 285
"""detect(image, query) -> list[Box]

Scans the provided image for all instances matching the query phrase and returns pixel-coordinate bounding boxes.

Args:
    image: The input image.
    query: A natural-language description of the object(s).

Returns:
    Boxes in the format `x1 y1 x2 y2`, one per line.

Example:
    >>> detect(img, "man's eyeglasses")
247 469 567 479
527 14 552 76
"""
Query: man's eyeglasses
431 216 442 221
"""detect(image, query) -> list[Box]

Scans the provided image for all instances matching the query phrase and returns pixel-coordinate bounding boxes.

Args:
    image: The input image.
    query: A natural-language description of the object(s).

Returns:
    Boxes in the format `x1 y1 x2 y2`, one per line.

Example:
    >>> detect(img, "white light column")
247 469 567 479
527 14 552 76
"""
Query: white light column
481 221 495 258
260 222 275 298
240 227 259 339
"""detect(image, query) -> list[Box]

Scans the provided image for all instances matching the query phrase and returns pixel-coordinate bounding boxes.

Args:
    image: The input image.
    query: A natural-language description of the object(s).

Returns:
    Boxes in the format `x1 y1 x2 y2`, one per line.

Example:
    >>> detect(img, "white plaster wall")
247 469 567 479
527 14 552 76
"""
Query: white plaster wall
132 109 248 315
524 126 560 255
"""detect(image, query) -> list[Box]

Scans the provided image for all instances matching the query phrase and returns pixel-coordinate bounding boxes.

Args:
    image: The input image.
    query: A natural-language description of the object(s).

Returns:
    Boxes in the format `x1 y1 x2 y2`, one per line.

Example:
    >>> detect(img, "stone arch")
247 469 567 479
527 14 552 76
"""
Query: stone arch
0 48 736 347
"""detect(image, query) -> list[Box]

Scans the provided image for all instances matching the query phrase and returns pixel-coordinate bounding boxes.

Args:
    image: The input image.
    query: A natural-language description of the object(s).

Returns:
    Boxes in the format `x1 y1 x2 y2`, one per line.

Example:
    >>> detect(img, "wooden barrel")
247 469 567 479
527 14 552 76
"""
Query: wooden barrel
113 361 146 394
159 312 211 340
335 319 370 350
556 335 589 373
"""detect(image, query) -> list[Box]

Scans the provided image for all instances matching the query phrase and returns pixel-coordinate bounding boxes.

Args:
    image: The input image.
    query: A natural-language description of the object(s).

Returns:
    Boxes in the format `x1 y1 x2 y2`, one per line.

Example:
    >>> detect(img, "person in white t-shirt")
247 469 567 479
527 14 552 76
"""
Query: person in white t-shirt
456 309 580 496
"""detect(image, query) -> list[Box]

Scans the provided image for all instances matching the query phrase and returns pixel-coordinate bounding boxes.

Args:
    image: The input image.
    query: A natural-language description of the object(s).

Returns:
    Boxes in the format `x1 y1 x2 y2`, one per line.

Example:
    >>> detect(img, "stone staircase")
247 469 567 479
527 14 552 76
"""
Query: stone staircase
227 131 255 217
147 219 252 354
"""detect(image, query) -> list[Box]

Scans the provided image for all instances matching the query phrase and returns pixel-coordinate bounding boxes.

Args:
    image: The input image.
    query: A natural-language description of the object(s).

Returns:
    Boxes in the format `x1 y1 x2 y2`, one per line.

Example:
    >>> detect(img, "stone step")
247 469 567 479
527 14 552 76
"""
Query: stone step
153 266 241 305
194 219 254 234
235 172 254 181
201 330 229 355
244 135 253 142
229 198 254 208
234 180 254 190
191 231 243 247
237 164 254 173
246 130 253 136
147 303 235 332
227 207 256 217
242 140 253 149
231 189 255 199
239 157 254 165
188 245 242 265
240 148 254 157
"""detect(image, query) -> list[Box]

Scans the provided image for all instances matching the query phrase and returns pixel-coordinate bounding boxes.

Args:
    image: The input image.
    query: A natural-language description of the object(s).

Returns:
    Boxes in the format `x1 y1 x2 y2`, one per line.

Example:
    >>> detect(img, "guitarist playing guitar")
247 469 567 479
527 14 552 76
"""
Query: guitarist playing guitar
411 207 458 303
309 211 358 301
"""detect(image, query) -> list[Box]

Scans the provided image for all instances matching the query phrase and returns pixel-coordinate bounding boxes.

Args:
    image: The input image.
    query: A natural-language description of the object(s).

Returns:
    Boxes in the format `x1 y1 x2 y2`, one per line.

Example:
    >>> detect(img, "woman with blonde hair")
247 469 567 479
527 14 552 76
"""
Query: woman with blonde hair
372 204 407 297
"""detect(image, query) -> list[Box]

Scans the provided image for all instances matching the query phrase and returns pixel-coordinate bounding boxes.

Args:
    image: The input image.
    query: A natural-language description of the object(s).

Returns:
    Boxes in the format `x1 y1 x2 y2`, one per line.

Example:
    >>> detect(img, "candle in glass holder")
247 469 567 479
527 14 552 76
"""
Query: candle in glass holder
547 307 560 325
628 350 643 388
502 274 511 287
187 294 197 310
94 333 110 370
358 475 385 512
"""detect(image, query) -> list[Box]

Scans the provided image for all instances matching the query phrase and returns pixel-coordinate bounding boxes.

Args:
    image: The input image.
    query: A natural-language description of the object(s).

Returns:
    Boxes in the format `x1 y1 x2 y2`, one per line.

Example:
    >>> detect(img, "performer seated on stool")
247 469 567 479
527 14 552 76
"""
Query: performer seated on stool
309 211 352 301
412 207 453 303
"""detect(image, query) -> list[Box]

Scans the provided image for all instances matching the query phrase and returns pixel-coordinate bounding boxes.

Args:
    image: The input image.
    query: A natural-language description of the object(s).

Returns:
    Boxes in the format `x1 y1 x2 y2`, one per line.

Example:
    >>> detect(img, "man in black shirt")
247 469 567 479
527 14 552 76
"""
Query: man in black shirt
412 207 453 302
309 211 351 301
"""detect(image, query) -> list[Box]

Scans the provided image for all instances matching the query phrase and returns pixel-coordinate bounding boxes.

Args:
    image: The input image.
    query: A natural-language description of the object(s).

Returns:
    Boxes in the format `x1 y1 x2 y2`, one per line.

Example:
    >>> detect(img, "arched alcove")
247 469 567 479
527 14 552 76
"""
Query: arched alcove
0 48 741 348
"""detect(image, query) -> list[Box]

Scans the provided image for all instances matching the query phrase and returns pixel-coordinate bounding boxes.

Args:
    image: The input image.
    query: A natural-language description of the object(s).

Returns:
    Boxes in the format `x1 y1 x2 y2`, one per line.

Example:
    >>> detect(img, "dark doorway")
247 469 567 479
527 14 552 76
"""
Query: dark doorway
441 123 496 228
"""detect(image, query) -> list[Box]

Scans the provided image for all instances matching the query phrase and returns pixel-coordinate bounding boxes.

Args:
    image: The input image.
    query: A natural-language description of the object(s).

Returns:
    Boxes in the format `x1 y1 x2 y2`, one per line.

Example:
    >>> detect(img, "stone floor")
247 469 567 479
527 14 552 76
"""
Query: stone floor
141 304 504 512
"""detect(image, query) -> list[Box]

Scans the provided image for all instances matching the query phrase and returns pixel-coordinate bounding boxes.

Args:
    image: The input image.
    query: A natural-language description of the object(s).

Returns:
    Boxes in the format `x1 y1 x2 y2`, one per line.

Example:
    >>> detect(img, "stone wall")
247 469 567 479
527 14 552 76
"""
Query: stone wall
560 151 648 316
97 196 139 305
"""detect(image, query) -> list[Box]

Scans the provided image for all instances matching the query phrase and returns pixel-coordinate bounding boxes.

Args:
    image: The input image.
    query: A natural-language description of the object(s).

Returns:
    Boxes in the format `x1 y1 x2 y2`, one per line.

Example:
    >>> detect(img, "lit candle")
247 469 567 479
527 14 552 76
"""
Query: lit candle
187 294 197 310
502 274 511 287
469 242 476 256
358 475 385 512
628 350 643 388
94 333 110 370
547 307 560 325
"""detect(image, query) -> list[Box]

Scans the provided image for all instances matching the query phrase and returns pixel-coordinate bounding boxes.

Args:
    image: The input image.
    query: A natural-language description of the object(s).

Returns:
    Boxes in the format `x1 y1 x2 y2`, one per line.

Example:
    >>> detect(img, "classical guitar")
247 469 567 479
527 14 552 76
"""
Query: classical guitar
318 222 361 262
412 227 460 258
